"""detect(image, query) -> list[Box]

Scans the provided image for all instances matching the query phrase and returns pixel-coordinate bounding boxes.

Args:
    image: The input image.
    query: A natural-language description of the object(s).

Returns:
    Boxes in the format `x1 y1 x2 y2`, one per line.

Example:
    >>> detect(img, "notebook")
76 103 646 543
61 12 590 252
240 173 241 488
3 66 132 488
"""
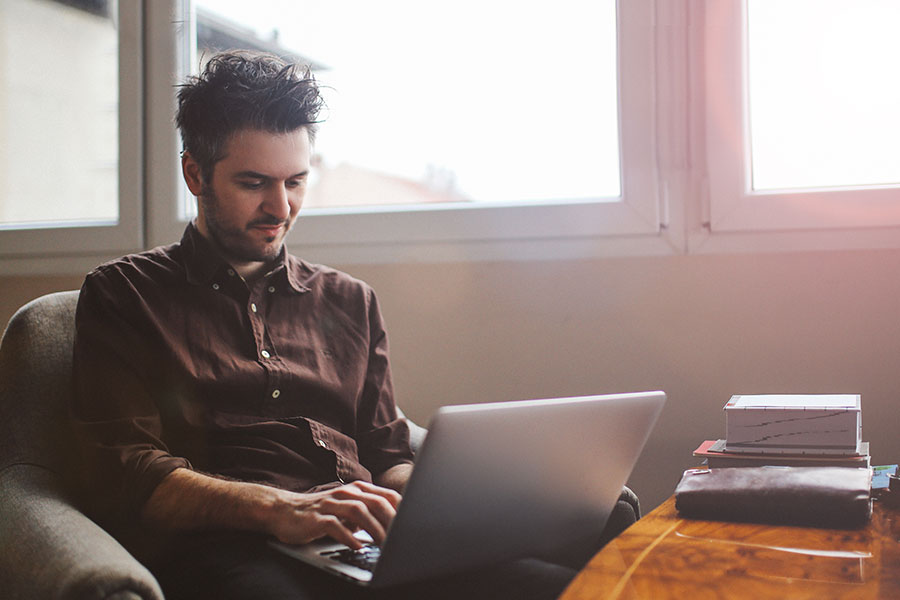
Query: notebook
270 390 666 588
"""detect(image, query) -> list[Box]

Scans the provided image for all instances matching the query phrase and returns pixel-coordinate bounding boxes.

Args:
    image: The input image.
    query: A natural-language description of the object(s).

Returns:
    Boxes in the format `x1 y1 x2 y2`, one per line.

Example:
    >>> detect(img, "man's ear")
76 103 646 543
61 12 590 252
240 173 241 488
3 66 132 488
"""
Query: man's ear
182 152 205 196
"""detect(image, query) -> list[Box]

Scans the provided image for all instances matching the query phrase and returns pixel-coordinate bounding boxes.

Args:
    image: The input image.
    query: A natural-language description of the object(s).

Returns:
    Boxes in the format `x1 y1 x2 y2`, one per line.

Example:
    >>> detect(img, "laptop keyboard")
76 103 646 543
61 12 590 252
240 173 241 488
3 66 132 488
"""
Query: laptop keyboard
322 544 381 572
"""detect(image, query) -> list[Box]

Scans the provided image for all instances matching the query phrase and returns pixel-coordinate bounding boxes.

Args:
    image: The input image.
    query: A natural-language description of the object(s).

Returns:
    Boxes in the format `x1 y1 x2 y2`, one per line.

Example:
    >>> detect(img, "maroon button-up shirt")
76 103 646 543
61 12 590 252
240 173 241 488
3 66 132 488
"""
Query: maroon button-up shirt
72 223 413 528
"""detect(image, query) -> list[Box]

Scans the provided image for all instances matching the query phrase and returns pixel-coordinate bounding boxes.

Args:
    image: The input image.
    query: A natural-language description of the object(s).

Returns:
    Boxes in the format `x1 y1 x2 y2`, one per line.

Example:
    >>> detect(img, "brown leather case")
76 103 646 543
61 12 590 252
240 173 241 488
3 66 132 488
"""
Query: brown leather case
674 466 872 528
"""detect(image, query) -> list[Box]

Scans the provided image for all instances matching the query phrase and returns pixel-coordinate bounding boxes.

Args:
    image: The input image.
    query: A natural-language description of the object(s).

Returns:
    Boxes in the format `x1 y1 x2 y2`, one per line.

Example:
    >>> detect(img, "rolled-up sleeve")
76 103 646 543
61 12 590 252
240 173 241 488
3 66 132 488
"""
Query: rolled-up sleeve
354 288 415 476
71 269 190 523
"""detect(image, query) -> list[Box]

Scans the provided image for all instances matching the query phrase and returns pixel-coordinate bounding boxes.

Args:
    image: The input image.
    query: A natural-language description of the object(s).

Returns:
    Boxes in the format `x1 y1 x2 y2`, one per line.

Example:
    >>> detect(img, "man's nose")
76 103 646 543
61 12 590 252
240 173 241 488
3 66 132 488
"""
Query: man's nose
262 184 292 220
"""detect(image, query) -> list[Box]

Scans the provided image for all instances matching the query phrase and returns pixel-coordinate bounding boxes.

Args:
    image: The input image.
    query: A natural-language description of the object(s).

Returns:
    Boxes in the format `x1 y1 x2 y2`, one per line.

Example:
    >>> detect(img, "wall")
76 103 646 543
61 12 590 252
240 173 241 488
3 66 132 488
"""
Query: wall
3 246 899 512
1 275 84 322
341 248 900 511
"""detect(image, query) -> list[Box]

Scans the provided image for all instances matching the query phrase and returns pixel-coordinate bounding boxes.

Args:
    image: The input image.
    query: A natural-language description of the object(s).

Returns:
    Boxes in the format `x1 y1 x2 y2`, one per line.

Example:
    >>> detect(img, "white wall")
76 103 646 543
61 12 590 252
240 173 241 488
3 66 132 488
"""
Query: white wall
4 245 899 512
341 247 900 511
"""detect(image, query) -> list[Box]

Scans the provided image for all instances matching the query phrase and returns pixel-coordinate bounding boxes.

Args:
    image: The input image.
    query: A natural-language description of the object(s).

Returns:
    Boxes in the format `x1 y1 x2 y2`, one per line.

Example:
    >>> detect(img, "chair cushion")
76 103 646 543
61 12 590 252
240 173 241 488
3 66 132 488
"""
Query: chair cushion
0 464 164 600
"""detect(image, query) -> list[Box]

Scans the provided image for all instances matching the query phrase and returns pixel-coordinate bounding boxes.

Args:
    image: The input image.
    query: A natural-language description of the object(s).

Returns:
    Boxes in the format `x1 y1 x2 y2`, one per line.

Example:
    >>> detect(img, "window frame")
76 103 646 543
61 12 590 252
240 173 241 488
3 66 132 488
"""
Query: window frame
18 1 900 273
0 0 144 259
145 0 193 250
145 0 677 263
702 0 900 236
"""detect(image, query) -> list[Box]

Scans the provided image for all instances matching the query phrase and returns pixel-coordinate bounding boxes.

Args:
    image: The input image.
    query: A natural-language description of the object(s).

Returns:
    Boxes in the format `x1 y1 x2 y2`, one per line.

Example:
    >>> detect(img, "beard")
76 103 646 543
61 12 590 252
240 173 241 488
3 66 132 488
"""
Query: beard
198 185 290 265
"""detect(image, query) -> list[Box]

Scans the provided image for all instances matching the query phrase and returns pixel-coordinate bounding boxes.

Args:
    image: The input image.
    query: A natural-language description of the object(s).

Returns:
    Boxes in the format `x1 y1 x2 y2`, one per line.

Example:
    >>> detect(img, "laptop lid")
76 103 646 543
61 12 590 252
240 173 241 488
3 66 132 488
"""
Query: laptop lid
369 390 666 587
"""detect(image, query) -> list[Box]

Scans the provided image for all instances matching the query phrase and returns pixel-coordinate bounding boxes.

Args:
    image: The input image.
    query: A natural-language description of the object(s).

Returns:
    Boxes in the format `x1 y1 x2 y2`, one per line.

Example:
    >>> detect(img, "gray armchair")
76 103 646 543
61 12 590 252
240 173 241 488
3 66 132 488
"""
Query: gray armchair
0 291 637 599
0 291 162 600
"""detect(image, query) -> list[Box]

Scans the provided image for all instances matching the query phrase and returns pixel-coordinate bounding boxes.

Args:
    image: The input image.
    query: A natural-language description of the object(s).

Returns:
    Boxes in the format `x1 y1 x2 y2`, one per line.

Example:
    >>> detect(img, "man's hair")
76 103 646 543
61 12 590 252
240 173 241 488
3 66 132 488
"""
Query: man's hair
175 50 324 183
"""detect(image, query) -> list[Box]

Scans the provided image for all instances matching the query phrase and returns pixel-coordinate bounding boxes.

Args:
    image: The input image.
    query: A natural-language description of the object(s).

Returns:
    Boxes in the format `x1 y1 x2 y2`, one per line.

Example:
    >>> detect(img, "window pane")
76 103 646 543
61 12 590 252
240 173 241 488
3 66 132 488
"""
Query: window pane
748 0 900 191
0 0 118 228
193 0 619 210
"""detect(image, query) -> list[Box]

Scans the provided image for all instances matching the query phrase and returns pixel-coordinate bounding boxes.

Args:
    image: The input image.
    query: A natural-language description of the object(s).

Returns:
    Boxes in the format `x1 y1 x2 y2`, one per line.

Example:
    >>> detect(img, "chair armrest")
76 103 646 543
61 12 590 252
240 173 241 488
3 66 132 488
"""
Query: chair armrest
541 485 642 570
0 465 163 600
406 419 429 455
395 406 428 455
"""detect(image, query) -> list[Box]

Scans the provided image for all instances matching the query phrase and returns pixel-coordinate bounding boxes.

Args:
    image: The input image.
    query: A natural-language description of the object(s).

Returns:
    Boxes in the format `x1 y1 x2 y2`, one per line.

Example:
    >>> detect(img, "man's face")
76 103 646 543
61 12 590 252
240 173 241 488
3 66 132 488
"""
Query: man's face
183 128 311 275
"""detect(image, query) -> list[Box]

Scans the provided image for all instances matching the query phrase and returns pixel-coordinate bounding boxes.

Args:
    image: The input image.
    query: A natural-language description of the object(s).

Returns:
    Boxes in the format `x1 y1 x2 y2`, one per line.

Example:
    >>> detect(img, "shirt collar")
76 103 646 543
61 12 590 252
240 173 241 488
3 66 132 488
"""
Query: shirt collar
181 222 225 286
181 222 309 294
255 252 310 295
281 253 312 294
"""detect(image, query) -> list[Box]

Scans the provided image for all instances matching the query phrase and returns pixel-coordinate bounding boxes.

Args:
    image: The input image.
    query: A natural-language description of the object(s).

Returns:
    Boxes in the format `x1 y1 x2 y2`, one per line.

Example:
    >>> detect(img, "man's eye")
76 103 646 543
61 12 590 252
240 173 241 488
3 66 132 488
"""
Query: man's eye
286 179 306 189
240 181 264 190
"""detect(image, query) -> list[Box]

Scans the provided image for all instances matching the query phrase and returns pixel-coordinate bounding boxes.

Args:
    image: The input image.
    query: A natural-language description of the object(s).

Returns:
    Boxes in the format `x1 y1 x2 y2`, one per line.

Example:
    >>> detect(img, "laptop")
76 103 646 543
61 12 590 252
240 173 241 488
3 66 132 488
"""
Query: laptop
270 390 666 588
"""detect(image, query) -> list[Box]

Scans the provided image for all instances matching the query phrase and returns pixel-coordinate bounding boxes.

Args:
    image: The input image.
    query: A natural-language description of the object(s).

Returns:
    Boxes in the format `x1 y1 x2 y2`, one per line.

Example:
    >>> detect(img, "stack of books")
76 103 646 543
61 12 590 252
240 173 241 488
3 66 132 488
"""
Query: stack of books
693 438 870 468
693 394 870 468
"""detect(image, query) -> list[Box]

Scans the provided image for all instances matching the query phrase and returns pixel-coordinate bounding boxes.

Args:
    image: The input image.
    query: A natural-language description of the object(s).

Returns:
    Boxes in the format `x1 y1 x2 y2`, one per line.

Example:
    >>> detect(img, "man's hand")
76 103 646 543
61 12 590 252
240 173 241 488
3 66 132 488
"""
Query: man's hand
267 481 401 549
143 469 401 550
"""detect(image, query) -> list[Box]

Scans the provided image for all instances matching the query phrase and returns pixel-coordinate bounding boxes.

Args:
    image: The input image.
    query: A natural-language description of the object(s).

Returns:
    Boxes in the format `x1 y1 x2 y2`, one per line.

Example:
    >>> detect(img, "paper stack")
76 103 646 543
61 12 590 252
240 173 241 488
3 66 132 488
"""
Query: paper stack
692 394 869 468
693 439 870 468
724 394 861 454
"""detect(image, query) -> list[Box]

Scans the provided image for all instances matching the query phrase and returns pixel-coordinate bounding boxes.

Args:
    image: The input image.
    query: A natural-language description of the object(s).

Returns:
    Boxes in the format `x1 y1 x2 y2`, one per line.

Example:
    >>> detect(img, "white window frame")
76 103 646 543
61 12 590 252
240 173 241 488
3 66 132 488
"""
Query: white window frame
145 0 678 264
701 0 900 238
145 0 193 251
26 1 900 271
0 1 143 260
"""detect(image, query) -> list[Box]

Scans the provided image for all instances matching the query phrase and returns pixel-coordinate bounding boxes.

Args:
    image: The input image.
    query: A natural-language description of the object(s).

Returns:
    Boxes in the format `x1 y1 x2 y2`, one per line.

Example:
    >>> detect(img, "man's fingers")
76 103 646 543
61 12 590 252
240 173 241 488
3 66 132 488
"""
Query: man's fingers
274 513 361 549
333 482 400 528
318 515 365 550
319 482 402 544
330 487 397 530
273 481 403 548
322 497 388 544
349 480 403 509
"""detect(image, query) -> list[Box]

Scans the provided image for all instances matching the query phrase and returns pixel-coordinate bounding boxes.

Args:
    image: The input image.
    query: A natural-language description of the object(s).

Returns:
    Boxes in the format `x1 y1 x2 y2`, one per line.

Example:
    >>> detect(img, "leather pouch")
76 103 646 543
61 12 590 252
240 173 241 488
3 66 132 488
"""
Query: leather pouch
674 466 872 528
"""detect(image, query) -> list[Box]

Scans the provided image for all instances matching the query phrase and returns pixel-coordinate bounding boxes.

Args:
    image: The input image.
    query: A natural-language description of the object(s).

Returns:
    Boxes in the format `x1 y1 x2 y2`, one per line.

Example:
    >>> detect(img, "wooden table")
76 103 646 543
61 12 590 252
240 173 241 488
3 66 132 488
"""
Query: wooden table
559 496 900 599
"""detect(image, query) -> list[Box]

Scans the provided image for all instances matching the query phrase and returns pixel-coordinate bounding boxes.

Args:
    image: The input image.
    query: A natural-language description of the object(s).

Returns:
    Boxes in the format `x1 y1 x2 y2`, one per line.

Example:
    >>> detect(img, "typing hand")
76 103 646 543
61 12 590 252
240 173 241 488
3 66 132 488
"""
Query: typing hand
269 481 401 549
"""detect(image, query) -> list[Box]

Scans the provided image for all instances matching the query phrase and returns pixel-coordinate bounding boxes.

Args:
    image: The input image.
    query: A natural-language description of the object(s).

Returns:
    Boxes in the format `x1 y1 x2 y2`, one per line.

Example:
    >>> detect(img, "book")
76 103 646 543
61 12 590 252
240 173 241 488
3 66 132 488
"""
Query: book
724 394 861 455
693 439 870 468
872 465 898 490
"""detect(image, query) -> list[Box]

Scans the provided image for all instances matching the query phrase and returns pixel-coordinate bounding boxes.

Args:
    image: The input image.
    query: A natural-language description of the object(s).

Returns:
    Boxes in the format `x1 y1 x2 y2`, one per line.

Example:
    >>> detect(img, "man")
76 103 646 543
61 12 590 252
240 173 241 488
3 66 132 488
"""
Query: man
72 51 576 599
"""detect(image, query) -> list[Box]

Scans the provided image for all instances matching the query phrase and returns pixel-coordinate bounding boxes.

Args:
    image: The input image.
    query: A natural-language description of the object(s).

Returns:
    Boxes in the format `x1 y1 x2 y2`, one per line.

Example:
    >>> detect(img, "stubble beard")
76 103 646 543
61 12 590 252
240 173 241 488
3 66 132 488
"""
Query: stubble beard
199 186 289 265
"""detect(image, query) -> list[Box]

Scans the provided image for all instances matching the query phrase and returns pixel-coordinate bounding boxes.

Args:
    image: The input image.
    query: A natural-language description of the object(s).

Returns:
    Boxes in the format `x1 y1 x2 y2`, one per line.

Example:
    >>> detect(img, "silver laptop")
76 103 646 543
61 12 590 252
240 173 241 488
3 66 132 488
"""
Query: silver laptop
271 391 666 588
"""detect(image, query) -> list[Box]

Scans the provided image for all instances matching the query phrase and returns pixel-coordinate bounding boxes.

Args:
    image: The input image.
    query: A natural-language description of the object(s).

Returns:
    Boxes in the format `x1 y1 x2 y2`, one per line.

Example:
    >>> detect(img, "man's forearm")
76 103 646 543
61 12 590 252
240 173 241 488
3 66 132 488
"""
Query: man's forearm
141 468 280 535
141 467 403 548
373 462 413 493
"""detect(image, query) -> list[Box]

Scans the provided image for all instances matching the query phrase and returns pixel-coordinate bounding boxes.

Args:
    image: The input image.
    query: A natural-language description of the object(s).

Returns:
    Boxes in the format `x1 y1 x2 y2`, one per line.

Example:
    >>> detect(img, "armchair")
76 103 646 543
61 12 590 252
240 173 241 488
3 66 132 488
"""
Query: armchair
0 291 637 599
0 291 162 600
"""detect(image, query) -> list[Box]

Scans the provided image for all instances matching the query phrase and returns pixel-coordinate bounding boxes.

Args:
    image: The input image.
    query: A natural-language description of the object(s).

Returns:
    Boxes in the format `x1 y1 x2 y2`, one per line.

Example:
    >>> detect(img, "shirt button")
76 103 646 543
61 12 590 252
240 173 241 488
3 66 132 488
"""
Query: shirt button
250 303 258 313
271 389 281 399
267 286 276 293
227 269 235 277
261 350 271 359
212 283 220 290
317 439 327 448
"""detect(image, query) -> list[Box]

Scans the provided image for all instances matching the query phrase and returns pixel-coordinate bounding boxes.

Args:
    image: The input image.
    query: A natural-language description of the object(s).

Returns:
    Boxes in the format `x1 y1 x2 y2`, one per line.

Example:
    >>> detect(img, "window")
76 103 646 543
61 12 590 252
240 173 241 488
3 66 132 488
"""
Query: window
194 0 621 209
11 1 900 271
748 0 900 192
147 0 667 258
0 0 142 258
704 0 900 236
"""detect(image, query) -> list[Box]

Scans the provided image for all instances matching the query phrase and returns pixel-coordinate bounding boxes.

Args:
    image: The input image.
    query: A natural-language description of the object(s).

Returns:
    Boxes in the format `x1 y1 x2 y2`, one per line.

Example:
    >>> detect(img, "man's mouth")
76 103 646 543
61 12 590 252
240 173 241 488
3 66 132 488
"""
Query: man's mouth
250 222 285 236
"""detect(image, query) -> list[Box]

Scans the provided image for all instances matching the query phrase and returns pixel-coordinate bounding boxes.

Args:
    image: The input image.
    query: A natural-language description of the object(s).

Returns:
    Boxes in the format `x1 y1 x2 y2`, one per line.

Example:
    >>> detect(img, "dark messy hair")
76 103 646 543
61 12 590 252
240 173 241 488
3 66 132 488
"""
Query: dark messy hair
175 50 325 183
